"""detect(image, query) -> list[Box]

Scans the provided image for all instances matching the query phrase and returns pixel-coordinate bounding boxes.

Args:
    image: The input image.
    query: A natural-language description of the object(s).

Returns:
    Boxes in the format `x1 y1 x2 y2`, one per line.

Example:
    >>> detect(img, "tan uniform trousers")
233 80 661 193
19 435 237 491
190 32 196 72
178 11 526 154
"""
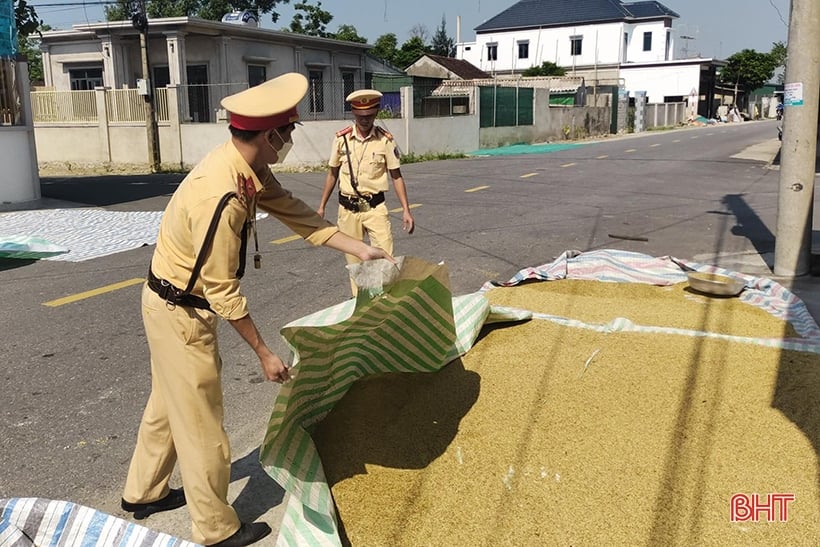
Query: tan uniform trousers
337 202 393 294
123 284 239 545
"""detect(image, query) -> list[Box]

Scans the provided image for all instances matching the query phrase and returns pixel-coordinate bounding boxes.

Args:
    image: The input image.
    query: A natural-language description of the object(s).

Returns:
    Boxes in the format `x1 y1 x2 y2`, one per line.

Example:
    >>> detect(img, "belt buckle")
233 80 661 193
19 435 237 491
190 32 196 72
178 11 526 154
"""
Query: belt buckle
357 198 371 212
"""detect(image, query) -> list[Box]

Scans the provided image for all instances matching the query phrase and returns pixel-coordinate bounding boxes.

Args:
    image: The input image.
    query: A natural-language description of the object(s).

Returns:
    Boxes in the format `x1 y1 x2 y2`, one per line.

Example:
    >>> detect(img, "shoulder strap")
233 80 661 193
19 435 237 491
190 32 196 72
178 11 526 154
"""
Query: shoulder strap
341 135 364 198
183 191 239 295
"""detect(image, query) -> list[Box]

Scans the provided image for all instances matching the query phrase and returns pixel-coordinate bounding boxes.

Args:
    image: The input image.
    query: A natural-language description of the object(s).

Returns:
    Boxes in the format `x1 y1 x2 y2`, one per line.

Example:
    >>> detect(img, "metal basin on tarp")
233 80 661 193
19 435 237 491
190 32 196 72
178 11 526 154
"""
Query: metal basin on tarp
686 272 745 297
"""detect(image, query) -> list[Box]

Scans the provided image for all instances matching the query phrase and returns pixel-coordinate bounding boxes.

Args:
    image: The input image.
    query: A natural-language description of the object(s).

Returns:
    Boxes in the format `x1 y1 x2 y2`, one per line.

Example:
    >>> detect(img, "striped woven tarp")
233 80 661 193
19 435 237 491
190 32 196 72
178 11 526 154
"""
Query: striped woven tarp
0 498 199 547
259 257 527 546
480 248 820 352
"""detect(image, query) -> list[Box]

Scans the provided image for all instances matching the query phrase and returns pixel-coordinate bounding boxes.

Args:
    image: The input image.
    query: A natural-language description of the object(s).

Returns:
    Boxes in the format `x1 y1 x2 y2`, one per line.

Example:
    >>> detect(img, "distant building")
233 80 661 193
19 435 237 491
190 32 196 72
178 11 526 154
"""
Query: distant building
39 17 382 121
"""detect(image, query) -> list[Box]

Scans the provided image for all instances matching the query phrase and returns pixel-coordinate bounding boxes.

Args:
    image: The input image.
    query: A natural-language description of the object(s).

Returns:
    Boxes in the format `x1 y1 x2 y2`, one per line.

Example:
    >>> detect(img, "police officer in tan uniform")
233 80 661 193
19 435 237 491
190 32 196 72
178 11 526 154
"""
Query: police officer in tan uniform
120 73 394 547
317 89 414 293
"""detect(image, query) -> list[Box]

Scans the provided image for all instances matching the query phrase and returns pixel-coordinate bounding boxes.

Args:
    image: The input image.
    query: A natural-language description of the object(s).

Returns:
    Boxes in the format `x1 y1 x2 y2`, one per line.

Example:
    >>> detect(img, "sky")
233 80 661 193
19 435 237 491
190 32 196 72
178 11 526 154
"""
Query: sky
34 0 791 60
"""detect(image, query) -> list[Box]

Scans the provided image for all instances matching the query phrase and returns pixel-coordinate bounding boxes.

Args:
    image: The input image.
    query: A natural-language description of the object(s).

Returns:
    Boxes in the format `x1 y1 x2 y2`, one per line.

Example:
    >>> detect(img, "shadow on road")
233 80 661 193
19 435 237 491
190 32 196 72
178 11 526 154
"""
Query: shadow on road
229 447 287 522
40 173 184 207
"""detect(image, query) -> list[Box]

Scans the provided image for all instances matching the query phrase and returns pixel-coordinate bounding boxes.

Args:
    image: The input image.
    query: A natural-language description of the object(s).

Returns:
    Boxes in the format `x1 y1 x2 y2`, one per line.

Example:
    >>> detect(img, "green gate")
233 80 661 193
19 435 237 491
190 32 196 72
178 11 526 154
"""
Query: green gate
479 86 534 128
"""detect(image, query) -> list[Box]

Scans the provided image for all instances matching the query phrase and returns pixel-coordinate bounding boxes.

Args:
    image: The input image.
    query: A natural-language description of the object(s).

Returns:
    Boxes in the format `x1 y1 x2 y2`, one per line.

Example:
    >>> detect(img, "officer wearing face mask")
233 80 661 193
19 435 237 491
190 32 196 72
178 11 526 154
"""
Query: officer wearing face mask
120 73 394 547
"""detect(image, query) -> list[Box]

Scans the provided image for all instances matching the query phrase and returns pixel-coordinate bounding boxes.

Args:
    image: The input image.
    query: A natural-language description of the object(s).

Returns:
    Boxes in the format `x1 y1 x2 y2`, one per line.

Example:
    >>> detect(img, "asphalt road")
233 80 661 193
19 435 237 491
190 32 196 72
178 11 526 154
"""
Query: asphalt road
0 119 809 543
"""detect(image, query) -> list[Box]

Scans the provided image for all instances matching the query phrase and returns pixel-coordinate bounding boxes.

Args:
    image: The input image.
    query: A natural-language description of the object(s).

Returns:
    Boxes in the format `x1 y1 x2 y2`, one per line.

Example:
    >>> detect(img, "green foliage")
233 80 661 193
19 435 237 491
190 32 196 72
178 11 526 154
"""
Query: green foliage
430 15 455 57
104 0 291 24
14 1 45 83
371 33 398 65
522 61 566 77
289 0 332 37
14 0 41 40
334 24 366 44
399 151 466 164
394 36 429 69
770 41 787 84
720 48 778 94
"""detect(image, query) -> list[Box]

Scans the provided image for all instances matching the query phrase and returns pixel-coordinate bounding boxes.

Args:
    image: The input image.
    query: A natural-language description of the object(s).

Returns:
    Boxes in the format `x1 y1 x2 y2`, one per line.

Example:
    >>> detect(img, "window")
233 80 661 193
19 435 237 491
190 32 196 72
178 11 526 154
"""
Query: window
570 36 582 56
643 32 652 52
342 72 354 112
153 66 170 88
248 65 267 87
517 41 529 59
308 69 324 113
69 67 103 90
487 43 498 61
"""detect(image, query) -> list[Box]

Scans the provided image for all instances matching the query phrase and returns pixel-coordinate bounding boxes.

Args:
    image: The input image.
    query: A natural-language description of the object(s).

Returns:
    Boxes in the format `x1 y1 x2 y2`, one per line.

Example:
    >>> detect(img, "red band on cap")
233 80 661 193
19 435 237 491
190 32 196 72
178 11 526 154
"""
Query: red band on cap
229 106 299 131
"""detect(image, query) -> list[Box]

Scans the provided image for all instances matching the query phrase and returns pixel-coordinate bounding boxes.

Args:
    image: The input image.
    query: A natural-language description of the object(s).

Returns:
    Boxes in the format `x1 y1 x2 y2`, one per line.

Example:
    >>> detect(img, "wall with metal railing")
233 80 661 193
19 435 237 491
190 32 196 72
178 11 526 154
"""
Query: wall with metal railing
31 83 613 169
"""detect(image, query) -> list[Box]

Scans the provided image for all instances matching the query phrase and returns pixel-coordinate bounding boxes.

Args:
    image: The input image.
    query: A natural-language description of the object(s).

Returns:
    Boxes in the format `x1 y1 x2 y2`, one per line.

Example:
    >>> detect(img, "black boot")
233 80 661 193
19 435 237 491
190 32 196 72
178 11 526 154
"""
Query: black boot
121 488 186 520
207 522 272 547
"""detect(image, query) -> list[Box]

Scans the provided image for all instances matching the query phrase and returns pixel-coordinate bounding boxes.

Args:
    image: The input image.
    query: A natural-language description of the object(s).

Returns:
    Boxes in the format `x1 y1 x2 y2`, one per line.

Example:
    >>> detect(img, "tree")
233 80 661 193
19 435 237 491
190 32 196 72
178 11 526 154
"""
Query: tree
14 0 41 41
430 15 454 57
104 0 292 24
393 36 429 69
409 24 429 44
289 1 333 38
14 1 45 83
521 61 566 77
769 41 787 84
334 24 367 44
720 49 778 106
371 33 398 65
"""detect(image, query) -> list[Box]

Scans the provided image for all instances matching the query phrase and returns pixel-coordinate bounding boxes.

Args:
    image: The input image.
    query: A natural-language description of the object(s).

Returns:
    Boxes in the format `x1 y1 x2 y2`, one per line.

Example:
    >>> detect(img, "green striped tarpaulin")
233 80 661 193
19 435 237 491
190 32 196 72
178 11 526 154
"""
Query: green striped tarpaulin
259 257 529 545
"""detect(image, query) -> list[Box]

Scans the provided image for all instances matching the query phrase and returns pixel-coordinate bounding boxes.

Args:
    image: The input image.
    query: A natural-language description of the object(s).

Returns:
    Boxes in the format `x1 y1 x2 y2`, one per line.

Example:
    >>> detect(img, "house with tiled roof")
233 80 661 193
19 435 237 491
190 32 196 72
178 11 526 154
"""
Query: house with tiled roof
457 0 723 117
405 54 490 80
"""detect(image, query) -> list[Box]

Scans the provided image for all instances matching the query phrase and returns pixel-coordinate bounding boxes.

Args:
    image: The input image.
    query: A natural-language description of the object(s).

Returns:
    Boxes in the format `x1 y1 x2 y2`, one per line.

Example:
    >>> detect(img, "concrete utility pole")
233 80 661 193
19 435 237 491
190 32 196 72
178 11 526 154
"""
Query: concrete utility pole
774 0 820 276
133 0 161 172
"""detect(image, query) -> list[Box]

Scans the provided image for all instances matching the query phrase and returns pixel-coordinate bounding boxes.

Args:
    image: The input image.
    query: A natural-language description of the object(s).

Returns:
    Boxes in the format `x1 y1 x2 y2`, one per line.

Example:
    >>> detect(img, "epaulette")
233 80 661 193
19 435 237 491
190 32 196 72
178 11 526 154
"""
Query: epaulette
375 126 394 140
335 126 354 138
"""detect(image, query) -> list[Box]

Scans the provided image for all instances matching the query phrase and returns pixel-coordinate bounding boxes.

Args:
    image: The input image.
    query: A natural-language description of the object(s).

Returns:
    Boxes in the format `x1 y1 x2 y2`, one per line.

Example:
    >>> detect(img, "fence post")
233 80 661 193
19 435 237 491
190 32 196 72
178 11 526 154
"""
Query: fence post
400 85 413 155
94 86 111 163
166 85 183 170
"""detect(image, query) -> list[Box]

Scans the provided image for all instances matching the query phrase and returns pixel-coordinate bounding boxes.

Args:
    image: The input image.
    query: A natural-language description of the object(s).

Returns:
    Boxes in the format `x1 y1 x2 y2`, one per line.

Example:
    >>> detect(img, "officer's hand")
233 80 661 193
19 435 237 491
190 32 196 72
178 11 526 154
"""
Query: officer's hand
260 352 291 383
359 246 396 264
317 206 325 219
402 211 415 234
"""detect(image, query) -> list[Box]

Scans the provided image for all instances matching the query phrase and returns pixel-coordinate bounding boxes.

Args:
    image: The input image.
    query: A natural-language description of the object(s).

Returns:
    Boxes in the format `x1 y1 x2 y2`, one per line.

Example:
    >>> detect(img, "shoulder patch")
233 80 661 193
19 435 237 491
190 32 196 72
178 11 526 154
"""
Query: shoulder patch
335 126 354 138
375 126 394 140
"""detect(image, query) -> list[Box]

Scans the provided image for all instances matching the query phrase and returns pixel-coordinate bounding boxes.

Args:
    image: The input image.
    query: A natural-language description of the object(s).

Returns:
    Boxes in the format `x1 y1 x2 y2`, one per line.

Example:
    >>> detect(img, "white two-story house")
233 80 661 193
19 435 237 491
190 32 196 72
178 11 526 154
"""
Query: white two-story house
457 0 724 116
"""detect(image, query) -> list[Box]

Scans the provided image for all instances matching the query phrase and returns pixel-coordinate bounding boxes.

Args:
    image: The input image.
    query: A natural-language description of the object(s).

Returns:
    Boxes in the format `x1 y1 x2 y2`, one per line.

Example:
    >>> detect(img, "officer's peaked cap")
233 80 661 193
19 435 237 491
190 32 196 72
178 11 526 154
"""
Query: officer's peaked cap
346 89 382 111
221 72 307 131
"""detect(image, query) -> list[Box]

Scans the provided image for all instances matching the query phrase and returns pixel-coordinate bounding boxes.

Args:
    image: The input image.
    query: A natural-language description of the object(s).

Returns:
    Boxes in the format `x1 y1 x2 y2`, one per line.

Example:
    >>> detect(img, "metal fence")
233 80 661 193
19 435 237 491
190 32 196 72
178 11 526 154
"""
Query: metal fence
1 58 22 126
31 89 97 123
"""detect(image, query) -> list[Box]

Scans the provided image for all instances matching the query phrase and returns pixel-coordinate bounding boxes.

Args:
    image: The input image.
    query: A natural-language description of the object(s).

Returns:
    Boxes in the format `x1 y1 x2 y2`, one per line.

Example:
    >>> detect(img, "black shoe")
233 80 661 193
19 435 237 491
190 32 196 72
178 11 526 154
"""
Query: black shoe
121 488 186 520
207 522 272 547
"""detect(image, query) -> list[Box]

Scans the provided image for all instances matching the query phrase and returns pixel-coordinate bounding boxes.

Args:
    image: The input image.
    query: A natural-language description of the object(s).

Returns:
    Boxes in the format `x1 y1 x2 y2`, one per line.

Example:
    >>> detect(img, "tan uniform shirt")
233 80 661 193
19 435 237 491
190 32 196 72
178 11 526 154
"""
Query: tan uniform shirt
328 125 401 195
151 140 338 320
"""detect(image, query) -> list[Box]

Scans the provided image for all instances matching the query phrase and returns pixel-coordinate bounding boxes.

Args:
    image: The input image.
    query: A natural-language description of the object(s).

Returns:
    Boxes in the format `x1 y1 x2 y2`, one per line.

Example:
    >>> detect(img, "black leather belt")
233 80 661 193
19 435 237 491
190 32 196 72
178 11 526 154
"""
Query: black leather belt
339 192 385 213
147 269 212 311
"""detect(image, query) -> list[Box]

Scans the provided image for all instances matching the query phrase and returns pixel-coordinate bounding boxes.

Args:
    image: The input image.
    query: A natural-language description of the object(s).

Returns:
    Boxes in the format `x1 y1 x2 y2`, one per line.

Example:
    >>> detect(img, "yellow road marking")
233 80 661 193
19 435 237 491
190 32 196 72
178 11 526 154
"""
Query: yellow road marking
272 234 301 244
650 144 661 147
561 162 577 168
596 155 609 159
43 278 145 307
465 185 490 193
520 172 539 178
625 149 637 153
389 204 422 213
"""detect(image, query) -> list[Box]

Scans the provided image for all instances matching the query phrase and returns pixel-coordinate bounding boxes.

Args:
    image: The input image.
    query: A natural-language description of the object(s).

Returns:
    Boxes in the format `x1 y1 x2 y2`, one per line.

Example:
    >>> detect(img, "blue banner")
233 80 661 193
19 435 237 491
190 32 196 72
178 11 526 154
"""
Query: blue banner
0 0 16 58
